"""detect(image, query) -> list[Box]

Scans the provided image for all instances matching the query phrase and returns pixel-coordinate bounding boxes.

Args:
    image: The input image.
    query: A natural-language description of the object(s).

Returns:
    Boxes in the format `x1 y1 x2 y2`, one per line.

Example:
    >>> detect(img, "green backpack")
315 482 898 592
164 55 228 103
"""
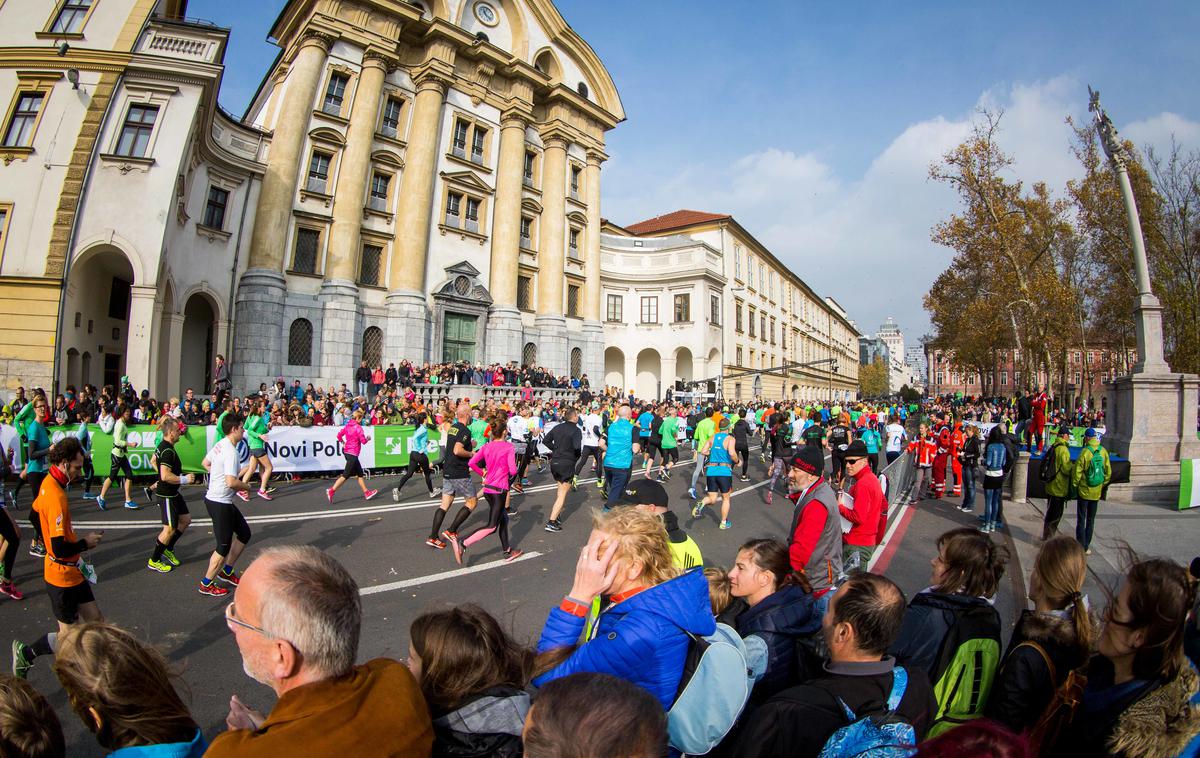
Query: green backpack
1085 448 1106 488
925 601 1003 738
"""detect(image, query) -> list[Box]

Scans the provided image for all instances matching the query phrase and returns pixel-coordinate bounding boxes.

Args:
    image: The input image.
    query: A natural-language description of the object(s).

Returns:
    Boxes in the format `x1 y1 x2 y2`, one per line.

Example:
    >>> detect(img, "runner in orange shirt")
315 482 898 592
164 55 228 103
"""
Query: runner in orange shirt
11 436 104 679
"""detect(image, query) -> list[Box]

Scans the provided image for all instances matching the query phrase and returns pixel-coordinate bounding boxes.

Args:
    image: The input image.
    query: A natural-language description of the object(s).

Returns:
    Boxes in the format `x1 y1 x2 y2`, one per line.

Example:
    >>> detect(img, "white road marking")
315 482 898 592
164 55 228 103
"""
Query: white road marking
360 550 543 596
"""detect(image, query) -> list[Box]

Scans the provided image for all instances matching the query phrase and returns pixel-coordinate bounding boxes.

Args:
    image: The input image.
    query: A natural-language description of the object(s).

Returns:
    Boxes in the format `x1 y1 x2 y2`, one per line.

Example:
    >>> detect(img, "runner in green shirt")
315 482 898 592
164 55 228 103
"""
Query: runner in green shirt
97 404 136 510
468 409 489 449
658 408 680 481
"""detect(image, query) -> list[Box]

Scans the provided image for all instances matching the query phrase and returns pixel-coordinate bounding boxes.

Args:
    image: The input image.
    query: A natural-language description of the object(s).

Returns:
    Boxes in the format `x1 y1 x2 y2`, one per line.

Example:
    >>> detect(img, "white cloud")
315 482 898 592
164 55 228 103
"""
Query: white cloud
602 76 1200 347
1123 111 1200 160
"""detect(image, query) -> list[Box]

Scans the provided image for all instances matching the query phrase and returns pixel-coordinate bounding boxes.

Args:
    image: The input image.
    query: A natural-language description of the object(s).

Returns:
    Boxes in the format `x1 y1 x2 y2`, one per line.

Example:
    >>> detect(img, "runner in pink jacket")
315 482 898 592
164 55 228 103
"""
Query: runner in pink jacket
447 417 522 564
327 410 377 503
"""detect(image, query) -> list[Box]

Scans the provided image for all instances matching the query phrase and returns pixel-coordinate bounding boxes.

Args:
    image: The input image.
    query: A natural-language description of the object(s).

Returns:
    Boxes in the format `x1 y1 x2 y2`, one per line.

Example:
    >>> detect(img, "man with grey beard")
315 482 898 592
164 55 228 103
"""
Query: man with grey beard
207 546 433 756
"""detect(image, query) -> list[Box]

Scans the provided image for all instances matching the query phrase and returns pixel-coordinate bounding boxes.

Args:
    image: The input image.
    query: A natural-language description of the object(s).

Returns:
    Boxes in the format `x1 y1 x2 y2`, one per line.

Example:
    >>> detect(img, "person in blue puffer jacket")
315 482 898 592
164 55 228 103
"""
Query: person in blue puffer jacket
533 507 716 710
728 538 822 705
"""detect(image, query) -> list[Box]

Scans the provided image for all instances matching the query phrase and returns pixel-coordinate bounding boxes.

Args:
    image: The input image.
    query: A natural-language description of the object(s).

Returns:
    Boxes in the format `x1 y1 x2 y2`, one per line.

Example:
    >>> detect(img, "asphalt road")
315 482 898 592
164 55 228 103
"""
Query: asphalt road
2 445 1020 756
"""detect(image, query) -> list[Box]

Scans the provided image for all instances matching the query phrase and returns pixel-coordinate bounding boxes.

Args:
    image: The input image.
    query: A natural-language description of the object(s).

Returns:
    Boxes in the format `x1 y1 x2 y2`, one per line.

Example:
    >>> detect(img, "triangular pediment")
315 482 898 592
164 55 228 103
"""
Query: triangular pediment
445 260 481 278
440 170 493 195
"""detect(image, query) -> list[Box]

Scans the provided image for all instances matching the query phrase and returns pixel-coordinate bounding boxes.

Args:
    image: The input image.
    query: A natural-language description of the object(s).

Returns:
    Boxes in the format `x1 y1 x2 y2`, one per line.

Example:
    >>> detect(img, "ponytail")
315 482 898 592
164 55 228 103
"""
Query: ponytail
1070 591 1092 659
782 569 813 595
1033 536 1091 660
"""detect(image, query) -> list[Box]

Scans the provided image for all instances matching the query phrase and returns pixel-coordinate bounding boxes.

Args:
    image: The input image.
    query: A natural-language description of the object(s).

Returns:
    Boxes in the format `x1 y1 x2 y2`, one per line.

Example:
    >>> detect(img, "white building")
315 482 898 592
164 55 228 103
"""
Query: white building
875 317 908 393
598 227 724 400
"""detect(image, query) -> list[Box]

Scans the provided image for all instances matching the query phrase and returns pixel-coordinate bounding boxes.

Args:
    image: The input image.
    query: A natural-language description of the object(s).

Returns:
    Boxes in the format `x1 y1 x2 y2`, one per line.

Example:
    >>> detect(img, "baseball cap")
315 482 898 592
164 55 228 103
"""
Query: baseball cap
1084 427 1098 439
1057 425 1071 437
789 446 824 476
619 480 670 509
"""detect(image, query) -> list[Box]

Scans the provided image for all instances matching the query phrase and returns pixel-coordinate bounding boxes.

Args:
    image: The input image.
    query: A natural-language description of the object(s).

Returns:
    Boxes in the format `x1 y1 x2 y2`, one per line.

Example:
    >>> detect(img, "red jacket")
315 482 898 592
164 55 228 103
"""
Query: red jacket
841 467 885 547
907 436 937 467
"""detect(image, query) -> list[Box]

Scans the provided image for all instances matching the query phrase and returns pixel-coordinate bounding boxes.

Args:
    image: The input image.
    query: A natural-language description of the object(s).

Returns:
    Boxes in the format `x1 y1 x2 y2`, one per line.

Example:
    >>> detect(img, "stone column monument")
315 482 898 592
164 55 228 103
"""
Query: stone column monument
1088 87 1200 503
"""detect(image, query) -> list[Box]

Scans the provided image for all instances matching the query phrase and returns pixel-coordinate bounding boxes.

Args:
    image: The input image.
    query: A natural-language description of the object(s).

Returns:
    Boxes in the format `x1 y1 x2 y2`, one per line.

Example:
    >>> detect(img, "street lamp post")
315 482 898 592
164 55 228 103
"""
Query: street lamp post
1088 87 1169 375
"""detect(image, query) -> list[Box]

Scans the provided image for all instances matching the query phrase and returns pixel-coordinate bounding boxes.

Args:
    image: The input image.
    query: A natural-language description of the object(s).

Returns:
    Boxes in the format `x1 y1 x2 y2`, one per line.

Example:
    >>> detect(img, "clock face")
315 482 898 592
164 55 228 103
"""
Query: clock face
474 2 498 26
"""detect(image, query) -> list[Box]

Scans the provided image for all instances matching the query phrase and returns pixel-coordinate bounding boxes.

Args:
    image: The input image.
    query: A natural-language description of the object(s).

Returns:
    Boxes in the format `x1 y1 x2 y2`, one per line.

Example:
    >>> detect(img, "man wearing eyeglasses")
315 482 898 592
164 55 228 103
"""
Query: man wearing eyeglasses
839 440 886 575
207 545 433 757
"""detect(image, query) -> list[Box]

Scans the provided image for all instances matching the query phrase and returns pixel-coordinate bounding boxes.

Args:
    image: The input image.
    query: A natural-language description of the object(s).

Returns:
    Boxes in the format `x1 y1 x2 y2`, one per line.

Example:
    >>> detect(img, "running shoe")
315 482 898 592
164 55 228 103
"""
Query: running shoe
441 530 458 543
512 483 524 494
0 581 24 601
521 478 532 487
544 520 563 533
656 474 666 483
198 582 229 597
595 479 603 489
719 520 732 530
218 569 241 586
687 487 698 500
143 486 155 505
504 548 523 563
448 533 464 565
570 476 578 492
740 475 750 482
1085 547 1093 556
257 489 273 501
147 558 173 573
326 487 335 504
691 502 705 518
28 541 45 558
364 489 378 501
425 537 446 550
505 505 518 516
263 486 277 494
959 505 973 513
95 496 107 511
237 491 251 502
124 500 139 510
392 487 401 502
536 462 545 474
161 549 180 567
12 640 32 679
765 491 773 505
428 490 440 499
978 524 991 533
82 491 97 500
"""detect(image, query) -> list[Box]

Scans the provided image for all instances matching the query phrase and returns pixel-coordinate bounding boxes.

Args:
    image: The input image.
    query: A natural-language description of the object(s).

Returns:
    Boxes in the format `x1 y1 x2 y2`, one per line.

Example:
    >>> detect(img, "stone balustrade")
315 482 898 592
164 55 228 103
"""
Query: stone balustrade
406 384 579 406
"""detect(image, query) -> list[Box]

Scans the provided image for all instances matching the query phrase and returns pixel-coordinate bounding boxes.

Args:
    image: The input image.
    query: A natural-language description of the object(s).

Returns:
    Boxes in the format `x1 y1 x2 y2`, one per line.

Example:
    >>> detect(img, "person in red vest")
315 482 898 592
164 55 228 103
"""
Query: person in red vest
907 424 937 501
949 418 965 496
1029 385 1049 455
931 415 952 499
839 440 885 574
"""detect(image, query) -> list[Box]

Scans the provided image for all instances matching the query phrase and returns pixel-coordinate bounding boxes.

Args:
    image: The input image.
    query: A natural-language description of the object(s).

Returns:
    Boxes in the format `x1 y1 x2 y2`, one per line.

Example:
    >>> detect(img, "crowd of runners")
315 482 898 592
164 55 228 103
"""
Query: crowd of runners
0 372 1198 757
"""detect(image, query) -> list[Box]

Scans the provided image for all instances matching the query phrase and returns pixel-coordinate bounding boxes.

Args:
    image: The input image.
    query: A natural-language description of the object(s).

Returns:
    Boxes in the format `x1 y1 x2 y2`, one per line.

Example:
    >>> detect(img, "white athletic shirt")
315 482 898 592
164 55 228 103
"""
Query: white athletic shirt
885 423 907 453
205 438 238 504
507 415 529 443
791 418 804 443
580 413 602 447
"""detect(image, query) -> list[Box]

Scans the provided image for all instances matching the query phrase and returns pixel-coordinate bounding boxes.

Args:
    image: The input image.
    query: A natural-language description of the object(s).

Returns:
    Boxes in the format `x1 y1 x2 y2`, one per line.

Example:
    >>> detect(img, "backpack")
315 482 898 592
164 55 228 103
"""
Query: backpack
817 666 917 758
1009 640 1087 754
667 622 766 755
1085 448 1105 487
926 600 1003 738
1039 442 1060 483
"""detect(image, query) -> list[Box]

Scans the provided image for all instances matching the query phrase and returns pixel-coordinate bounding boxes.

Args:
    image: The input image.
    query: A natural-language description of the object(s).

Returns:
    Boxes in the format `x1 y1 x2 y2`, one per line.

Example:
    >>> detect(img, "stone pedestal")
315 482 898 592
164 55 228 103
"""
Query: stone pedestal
485 306 523 365
385 290 430 365
534 314 568 375
1104 371 1200 504
318 280 361 387
232 268 287 395
580 319 605 386
1009 451 1030 504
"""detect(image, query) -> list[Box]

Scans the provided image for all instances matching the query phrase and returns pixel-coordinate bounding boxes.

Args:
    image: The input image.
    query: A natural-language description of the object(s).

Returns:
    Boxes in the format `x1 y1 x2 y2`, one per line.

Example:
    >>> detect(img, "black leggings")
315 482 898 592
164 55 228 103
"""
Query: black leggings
736 446 750 476
516 444 535 479
395 452 434 494
26 471 45 543
81 457 94 492
463 491 510 551
0 508 19 579
575 445 602 475
205 498 251 557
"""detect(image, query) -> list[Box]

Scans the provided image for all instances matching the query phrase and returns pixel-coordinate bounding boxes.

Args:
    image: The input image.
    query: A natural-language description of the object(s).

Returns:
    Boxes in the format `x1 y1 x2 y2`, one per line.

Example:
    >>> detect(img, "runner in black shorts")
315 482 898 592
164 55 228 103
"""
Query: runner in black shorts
147 417 193 574
544 408 582 531
198 413 252 597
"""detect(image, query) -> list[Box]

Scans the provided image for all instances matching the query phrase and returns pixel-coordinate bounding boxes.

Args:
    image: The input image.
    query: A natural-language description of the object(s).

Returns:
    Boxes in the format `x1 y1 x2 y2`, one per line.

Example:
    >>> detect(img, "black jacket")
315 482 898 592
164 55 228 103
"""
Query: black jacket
730 658 936 758
735 583 822 703
542 421 581 462
355 366 371 382
984 609 1091 735
432 686 528 758
732 419 751 448
959 436 981 466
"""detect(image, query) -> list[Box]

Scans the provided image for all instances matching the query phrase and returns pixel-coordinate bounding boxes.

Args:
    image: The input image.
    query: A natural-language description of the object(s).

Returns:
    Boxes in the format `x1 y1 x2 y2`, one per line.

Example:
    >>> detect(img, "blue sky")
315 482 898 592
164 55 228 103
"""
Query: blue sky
192 0 1200 347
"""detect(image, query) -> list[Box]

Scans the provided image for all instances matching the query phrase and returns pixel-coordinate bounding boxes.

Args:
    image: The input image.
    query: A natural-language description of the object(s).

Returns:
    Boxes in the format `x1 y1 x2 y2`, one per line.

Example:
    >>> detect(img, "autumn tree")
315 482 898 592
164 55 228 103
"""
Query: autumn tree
859 358 889 397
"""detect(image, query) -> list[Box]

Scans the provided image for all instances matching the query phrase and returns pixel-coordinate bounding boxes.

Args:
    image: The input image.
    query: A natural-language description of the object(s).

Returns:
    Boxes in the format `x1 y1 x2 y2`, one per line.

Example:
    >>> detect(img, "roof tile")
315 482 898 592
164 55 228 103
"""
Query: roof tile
624 209 731 235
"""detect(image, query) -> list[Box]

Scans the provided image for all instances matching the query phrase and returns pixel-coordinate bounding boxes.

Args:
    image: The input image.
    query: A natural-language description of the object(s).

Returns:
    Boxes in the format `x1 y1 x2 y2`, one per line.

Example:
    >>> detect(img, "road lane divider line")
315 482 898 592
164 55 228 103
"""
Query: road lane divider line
359 551 544 596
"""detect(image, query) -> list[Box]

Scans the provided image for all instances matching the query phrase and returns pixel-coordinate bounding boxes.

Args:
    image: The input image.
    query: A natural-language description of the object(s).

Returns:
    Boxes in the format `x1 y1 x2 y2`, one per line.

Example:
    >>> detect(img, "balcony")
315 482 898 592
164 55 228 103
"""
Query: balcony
137 20 226 64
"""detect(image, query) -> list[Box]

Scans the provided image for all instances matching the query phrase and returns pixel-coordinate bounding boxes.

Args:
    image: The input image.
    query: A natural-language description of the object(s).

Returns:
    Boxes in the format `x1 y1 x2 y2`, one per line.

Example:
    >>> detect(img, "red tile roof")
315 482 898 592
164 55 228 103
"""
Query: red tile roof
624 209 731 235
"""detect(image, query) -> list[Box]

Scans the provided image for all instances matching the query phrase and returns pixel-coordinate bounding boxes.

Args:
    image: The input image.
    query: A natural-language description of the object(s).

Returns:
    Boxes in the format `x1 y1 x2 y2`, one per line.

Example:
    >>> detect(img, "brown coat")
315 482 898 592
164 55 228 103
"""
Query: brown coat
205 658 433 758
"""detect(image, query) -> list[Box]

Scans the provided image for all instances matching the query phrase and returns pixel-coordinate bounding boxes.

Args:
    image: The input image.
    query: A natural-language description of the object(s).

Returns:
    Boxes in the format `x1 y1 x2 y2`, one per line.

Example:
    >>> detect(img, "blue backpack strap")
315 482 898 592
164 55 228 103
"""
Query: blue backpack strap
836 697 857 722
887 666 908 711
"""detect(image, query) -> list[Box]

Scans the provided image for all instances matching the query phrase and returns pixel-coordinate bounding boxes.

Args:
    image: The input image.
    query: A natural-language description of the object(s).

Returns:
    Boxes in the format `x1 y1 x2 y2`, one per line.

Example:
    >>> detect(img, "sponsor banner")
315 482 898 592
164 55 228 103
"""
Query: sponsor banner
1 424 22 469
1180 459 1200 510
11 424 442 476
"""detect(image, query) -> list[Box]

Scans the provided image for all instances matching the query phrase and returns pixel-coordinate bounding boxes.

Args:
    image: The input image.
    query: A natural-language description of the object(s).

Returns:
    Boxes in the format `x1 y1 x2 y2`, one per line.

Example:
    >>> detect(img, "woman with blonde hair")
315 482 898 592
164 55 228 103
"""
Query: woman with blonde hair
53 621 205 756
532 507 714 710
985 535 1092 746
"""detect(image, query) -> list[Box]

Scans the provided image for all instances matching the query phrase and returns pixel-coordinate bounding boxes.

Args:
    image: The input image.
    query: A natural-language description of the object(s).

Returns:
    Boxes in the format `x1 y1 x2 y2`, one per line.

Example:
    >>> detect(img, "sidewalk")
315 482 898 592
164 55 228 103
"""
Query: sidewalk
1003 494 1200 607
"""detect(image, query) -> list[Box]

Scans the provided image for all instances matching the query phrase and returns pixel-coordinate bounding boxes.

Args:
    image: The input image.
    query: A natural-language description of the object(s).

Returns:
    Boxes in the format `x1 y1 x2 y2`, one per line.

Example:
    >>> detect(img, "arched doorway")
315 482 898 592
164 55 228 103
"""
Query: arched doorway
604 347 624 391
66 348 80 388
62 245 135 391
180 294 216 395
636 348 660 401
791 384 799 400
675 346 694 391
752 374 762 398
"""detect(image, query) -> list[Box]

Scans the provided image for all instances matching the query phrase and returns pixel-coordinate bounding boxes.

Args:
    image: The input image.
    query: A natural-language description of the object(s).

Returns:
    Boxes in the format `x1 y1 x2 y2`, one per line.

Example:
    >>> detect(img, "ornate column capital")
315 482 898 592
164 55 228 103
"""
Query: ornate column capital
361 47 398 73
413 63 453 95
585 147 608 167
500 106 532 131
539 126 572 151
298 29 335 53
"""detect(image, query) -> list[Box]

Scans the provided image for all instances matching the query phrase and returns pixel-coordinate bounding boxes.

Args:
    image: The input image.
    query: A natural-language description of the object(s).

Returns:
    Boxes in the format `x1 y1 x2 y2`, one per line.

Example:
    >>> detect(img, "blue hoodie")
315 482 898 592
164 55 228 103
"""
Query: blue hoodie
735 582 822 702
534 567 716 709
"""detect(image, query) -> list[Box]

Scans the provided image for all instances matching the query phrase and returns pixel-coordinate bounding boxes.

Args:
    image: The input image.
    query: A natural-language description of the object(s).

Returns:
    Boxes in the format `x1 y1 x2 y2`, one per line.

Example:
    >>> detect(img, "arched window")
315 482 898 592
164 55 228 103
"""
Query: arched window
362 326 383 368
288 319 313 366
570 347 582 379
522 342 537 368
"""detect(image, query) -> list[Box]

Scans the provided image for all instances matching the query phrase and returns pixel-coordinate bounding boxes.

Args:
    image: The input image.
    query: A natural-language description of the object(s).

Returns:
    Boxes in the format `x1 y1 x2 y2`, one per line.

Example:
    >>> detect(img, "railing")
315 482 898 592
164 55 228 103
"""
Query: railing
406 384 579 406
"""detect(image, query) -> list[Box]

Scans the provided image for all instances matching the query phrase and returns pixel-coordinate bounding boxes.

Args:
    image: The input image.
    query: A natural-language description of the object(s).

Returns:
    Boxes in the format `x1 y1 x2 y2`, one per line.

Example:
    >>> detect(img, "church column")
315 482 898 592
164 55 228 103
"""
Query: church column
234 30 332 391
534 131 569 374
580 147 607 384
385 64 451 364
126 285 157 393
485 108 531 366
319 49 390 381
163 313 185 398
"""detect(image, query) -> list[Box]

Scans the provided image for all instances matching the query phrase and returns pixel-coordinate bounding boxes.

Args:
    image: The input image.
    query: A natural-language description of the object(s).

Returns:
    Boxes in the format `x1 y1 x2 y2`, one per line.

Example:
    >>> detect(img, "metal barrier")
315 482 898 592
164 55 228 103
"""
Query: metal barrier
879 451 915 512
